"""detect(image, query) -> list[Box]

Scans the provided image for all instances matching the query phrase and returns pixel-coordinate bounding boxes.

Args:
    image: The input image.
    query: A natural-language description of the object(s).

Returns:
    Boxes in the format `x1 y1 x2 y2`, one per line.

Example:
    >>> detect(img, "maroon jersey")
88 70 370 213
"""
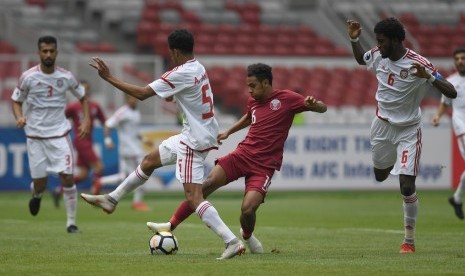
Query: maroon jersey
65 101 106 146
237 89 310 170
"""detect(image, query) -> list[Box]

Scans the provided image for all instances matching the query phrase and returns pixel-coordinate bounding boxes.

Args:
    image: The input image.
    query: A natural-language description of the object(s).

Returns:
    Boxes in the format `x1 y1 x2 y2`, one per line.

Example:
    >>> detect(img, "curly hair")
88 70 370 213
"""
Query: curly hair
247 63 273 85
374 17 406 42
168 29 194 55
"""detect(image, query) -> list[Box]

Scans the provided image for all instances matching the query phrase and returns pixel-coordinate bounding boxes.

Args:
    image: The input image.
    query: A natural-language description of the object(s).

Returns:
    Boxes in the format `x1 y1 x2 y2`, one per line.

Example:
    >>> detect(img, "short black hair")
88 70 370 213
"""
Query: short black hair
168 29 194 55
374 17 405 42
247 63 273 85
37 35 57 49
453 47 465 56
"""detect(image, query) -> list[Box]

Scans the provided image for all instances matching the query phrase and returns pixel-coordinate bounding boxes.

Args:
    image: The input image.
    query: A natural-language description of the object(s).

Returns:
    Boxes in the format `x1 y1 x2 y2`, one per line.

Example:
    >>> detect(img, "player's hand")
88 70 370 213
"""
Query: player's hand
304 96 318 108
217 132 229 145
347 19 362 40
16 116 27 128
89 57 111 80
78 120 91 139
431 115 440 126
409 62 430 79
104 137 115 149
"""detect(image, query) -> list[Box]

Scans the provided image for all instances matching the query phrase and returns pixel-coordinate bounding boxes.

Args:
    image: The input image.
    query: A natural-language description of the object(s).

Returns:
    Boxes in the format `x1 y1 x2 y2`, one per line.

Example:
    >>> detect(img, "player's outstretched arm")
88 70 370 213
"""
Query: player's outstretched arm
304 96 327 113
217 113 251 145
89 57 154 100
347 19 366 65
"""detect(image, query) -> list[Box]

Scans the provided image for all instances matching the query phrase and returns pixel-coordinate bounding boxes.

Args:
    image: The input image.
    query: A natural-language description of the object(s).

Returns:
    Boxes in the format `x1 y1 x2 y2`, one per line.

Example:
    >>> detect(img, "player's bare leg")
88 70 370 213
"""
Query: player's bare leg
373 166 393 182
240 191 264 254
81 148 162 214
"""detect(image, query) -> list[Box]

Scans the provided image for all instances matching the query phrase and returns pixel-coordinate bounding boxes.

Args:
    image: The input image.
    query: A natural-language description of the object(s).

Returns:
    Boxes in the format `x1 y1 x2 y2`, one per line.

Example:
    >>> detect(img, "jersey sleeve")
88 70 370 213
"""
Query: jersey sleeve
105 106 126 128
11 72 30 102
68 75 85 99
363 47 381 73
287 91 310 113
148 68 188 99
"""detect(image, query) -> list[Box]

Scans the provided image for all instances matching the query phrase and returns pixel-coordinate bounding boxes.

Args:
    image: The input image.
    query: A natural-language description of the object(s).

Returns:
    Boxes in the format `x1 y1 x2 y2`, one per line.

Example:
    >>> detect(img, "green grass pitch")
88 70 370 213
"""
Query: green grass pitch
1 190 465 275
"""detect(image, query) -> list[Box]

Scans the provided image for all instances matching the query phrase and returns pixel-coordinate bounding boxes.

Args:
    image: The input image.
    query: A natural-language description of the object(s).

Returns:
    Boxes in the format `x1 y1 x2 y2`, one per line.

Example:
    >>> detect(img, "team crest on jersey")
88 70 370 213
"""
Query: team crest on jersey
57 79 63 88
400 69 409 79
270 99 281 110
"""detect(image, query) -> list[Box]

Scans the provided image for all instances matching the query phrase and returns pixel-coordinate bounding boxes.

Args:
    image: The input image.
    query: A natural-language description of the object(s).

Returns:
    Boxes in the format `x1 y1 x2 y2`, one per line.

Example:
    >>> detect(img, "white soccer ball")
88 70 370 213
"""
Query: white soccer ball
149 231 179 255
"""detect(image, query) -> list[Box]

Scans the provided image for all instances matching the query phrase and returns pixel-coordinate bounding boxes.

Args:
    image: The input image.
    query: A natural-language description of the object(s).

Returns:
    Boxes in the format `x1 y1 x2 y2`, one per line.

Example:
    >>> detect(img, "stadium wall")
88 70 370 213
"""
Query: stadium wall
0 125 452 191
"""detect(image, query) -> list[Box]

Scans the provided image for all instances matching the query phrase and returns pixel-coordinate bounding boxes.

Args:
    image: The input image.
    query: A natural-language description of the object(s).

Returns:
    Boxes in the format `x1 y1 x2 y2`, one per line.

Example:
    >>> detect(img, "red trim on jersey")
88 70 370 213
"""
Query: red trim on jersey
405 50 436 72
26 130 71 140
160 77 175 89
179 141 218 152
375 106 388 122
414 127 422 176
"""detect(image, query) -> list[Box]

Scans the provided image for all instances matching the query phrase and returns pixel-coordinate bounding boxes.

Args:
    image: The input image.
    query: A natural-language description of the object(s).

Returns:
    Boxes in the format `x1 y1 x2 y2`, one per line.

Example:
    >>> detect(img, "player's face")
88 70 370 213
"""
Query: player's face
38 43 57 68
454 52 465 75
375 33 393 59
247 76 267 101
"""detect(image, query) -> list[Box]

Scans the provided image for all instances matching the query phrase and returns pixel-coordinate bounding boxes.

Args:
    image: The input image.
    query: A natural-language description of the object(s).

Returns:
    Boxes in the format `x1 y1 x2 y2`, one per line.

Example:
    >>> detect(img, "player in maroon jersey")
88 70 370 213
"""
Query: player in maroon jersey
147 63 327 253
52 80 107 206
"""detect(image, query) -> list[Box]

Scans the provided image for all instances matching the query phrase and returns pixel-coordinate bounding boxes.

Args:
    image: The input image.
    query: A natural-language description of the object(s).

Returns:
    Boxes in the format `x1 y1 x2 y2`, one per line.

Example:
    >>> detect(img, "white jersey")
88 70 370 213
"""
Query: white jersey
364 48 437 126
105 104 143 157
442 72 465 136
149 59 219 151
11 65 84 138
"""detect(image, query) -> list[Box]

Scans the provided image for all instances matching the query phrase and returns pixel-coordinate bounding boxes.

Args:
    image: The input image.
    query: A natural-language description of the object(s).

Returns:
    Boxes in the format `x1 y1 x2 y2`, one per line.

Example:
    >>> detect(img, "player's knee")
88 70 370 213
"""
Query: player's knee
373 167 392 182
399 175 416 196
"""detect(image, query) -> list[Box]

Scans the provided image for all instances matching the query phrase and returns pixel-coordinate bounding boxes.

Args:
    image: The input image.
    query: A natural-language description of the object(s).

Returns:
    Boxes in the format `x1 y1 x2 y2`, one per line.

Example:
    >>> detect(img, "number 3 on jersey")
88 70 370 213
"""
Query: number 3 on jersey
202 83 214 119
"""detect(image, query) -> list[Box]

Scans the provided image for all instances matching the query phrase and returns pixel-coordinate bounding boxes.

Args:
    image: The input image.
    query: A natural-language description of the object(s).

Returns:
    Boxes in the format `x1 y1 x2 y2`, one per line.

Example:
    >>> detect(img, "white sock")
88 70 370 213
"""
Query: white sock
63 185 77 227
109 165 149 202
133 187 144 203
402 193 418 244
196 201 236 244
454 171 465 204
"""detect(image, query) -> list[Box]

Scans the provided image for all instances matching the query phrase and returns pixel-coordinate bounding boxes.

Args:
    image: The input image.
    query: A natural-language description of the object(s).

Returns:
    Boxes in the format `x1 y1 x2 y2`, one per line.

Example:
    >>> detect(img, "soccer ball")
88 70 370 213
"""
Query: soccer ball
149 231 179 255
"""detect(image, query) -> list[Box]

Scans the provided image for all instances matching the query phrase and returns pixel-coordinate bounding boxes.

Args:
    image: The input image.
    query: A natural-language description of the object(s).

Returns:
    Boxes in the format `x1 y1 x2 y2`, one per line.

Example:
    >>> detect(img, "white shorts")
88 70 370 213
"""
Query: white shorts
370 117 422 176
159 134 209 184
457 134 465 160
27 135 74 178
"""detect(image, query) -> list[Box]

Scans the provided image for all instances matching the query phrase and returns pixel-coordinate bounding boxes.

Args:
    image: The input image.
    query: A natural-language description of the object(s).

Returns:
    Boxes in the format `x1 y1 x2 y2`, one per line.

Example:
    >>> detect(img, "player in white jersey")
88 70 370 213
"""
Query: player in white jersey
81 29 245 259
11 35 91 233
103 94 151 212
431 47 465 220
347 18 457 253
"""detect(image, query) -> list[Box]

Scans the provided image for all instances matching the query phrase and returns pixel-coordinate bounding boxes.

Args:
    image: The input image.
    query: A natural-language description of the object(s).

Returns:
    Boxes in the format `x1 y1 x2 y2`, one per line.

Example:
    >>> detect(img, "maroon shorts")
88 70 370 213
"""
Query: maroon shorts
216 150 275 197
74 141 99 168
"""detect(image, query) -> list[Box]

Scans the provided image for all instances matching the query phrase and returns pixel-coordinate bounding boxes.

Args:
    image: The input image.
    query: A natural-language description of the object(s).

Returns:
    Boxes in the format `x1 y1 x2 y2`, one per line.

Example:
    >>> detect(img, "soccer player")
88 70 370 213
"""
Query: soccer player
80 29 245 259
347 18 457 253
102 94 151 212
52 80 107 207
146 63 327 254
431 47 465 220
11 35 91 233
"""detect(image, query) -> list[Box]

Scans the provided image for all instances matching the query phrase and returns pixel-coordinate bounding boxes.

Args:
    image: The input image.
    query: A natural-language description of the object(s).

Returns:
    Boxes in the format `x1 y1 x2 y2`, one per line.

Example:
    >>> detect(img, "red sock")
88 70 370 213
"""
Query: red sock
169 200 194 230
241 225 254 240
